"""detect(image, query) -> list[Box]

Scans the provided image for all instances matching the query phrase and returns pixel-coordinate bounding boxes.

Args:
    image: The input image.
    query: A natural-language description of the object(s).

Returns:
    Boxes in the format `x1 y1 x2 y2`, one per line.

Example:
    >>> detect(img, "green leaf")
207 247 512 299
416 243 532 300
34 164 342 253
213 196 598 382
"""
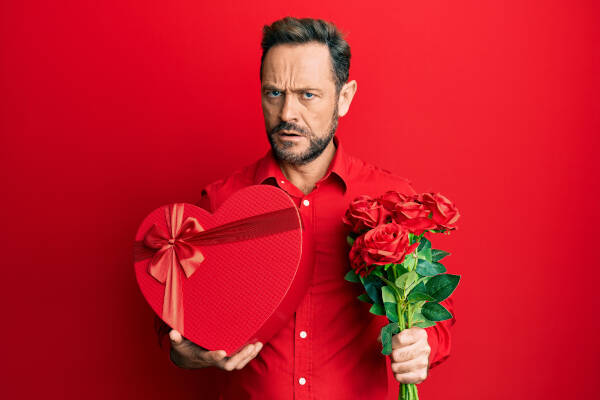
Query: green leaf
363 275 385 305
344 269 360 283
357 293 373 303
381 286 399 323
395 271 418 291
371 268 384 278
380 322 400 355
432 249 450 262
414 300 426 309
407 281 436 302
411 310 426 323
416 259 446 276
411 310 437 328
426 274 461 302
369 303 386 316
417 237 431 252
346 235 355 247
413 320 437 328
381 286 397 304
422 302 453 321
402 253 418 270
384 302 399 322
417 247 432 261
394 263 409 276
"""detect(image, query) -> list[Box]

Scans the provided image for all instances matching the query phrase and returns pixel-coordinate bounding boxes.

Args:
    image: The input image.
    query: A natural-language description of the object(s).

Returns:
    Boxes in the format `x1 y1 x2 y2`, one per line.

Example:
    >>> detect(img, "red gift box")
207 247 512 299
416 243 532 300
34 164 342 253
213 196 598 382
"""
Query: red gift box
133 185 313 355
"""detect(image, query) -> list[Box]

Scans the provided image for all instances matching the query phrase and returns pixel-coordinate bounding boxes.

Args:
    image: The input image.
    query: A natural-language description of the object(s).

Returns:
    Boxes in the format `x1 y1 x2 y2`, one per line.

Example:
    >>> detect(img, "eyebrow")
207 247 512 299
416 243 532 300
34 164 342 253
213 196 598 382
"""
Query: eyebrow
261 84 323 94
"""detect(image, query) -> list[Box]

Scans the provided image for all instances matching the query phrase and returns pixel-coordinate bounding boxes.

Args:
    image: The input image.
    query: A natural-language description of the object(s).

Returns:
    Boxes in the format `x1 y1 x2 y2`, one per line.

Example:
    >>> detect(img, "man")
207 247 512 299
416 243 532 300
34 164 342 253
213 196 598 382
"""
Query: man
155 16 456 399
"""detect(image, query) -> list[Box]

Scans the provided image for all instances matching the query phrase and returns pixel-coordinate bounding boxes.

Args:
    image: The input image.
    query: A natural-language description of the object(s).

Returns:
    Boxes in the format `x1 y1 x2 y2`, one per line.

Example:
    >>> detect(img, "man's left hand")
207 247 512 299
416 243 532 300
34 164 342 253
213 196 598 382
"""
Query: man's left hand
390 327 431 384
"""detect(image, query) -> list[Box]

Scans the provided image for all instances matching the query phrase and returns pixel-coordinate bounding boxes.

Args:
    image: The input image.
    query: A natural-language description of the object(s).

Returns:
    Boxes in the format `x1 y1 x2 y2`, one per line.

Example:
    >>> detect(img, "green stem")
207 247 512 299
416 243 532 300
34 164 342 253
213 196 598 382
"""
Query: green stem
378 275 397 291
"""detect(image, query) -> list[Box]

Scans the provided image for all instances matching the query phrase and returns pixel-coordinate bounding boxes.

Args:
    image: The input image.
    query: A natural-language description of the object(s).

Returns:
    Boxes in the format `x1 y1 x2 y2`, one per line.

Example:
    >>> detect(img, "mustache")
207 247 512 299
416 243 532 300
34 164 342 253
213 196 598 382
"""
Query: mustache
270 122 309 136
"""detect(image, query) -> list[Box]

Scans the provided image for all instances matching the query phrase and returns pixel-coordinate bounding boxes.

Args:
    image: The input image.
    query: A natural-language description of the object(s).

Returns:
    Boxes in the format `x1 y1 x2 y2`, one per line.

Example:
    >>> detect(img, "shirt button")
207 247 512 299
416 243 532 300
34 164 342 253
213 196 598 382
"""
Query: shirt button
299 330 307 339
299 377 307 385
302 199 310 206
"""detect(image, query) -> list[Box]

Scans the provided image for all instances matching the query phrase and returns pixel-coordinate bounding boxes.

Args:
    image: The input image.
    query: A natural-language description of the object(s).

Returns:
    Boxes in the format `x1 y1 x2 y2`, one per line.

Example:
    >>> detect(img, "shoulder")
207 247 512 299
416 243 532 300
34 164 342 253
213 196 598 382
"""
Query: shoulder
344 152 416 196
197 158 261 211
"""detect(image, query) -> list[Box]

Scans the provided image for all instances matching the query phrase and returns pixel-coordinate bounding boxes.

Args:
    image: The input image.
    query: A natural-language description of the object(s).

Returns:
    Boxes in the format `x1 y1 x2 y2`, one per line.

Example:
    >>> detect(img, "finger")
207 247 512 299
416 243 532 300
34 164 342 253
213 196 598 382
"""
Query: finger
392 327 426 348
221 344 256 371
235 342 263 370
391 342 420 363
203 349 228 363
390 357 428 374
394 369 428 385
169 329 186 349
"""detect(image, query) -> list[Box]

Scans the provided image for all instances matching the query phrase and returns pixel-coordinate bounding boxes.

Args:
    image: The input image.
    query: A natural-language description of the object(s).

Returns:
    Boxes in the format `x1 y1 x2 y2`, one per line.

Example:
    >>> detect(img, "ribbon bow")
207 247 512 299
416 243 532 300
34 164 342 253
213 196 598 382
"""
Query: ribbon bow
138 202 301 336
143 203 204 335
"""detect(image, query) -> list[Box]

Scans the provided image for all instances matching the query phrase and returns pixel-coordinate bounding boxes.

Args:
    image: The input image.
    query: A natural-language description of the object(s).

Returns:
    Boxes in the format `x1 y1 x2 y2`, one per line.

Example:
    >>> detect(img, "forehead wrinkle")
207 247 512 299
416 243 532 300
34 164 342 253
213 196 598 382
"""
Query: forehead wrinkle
261 43 336 94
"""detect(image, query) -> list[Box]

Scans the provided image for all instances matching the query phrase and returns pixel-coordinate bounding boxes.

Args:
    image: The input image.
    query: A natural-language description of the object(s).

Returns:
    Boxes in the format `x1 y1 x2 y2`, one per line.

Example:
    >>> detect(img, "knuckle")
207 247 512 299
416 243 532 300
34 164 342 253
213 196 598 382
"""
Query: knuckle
394 373 406 384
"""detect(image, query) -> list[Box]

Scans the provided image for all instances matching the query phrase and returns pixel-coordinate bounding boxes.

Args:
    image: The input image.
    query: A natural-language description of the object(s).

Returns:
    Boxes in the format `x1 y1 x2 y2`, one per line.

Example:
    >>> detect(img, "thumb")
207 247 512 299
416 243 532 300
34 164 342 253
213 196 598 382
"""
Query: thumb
169 329 184 345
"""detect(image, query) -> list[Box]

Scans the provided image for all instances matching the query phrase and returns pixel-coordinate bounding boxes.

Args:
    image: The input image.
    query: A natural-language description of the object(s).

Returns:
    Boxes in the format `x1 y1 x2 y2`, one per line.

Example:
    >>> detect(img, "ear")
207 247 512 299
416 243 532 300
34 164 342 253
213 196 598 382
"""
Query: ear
337 80 358 117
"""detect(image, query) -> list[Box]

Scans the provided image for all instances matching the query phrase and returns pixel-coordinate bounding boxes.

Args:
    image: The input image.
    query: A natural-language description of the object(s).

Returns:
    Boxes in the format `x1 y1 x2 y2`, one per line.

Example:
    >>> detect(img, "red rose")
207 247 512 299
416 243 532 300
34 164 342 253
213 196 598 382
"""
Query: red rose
377 190 410 212
349 235 377 277
420 193 460 230
342 195 390 233
391 196 438 235
350 223 418 276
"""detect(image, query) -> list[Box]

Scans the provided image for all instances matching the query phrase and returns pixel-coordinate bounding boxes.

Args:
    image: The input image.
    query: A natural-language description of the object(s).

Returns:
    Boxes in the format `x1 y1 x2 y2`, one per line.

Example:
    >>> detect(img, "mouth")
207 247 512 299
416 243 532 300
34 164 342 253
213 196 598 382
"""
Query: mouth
278 130 303 137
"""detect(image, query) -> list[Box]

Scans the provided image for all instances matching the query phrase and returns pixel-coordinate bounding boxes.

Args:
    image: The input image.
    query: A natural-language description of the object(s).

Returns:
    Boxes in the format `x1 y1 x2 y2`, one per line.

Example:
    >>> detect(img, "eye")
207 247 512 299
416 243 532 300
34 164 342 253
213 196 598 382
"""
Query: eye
267 90 282 97
303 92 315 99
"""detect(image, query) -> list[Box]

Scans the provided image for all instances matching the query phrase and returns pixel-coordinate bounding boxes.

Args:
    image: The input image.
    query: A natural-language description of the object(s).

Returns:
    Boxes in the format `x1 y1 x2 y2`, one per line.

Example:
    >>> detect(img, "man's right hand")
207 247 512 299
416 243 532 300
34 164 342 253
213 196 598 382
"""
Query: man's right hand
169 329 263 371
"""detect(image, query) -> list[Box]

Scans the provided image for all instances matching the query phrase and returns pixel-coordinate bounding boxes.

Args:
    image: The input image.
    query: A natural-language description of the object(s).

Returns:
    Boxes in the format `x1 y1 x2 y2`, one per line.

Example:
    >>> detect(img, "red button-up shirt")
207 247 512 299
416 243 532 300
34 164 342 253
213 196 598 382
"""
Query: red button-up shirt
155 137 456 399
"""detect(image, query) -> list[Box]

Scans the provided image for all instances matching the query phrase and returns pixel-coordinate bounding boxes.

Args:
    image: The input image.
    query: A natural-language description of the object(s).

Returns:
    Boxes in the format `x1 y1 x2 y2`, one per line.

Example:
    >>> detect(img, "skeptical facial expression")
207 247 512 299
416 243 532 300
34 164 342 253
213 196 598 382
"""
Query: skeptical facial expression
261 42 339 165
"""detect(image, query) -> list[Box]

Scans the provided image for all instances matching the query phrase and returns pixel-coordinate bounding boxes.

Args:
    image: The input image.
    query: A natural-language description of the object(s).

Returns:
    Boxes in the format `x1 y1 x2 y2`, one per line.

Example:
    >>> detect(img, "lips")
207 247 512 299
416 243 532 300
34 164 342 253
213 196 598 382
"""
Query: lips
278 131 302 137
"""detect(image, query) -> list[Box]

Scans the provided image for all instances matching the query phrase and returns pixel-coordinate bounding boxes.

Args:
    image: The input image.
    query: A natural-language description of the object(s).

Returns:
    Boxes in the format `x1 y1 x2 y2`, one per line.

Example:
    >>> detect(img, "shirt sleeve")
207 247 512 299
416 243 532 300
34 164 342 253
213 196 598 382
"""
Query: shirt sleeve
425 295 456 370
153 187 214 350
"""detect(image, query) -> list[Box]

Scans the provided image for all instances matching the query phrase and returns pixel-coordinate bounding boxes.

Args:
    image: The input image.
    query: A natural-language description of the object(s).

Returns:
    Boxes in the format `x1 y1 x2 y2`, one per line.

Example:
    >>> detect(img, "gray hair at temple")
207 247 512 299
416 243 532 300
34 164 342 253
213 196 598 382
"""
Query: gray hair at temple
259 16 352 95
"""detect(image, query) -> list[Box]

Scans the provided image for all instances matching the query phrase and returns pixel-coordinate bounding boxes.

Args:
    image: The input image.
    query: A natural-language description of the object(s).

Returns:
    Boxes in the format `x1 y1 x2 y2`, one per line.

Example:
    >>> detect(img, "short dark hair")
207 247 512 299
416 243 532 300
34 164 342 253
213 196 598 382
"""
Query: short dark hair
260 16 351 94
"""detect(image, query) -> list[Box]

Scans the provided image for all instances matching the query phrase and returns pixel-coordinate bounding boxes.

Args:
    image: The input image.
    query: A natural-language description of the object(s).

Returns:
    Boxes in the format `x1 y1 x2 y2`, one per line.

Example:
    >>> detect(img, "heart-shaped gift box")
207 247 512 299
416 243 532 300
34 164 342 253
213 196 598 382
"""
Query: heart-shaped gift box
133 185 313 355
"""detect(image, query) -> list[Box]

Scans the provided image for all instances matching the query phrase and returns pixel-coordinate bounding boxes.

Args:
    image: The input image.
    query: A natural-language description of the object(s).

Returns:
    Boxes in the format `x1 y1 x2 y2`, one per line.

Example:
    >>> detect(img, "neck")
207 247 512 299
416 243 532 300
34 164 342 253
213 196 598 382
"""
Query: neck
278 139 336 195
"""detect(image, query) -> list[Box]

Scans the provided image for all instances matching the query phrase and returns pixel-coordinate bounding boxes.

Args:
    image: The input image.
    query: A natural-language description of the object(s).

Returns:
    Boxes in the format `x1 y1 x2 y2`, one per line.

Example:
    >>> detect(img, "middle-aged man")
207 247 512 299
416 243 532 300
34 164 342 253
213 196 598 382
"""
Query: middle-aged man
155 16 456 400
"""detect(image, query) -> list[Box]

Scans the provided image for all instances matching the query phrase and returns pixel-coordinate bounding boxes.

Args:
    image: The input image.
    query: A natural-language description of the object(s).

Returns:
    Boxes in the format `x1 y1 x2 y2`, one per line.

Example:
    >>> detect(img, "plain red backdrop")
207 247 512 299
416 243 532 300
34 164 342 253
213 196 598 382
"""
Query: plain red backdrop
1 1 599 399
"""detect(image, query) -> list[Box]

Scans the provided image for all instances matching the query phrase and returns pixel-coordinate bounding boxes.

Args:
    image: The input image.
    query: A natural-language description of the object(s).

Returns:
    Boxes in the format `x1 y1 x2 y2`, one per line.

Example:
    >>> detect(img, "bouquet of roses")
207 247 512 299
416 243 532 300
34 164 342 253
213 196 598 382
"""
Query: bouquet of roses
342 191 461 400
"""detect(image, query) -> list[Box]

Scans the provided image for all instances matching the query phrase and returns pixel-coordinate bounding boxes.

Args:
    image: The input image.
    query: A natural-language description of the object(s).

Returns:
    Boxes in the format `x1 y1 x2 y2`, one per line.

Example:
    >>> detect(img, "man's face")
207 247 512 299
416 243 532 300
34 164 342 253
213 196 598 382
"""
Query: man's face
261 42 339 165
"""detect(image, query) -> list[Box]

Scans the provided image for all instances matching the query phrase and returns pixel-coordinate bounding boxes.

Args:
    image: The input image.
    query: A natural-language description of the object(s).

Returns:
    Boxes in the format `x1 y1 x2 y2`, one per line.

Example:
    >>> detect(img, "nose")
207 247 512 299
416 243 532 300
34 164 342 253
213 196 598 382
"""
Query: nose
280 93 299 122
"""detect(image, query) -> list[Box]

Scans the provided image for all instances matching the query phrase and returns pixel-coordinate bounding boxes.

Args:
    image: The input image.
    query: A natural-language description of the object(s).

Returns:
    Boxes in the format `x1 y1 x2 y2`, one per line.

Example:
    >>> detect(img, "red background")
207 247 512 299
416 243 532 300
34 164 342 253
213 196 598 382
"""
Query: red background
1 1 598 399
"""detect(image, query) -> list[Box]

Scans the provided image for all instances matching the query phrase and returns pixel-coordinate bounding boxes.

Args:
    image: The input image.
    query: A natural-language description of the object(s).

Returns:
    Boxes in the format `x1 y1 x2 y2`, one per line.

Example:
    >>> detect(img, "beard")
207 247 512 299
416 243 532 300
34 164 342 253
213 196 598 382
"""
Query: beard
266 102 339 166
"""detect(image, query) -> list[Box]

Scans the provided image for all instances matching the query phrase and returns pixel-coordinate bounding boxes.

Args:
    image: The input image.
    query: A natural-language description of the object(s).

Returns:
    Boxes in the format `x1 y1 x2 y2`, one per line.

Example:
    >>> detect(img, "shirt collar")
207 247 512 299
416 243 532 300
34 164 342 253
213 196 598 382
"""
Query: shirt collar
254 135 349 192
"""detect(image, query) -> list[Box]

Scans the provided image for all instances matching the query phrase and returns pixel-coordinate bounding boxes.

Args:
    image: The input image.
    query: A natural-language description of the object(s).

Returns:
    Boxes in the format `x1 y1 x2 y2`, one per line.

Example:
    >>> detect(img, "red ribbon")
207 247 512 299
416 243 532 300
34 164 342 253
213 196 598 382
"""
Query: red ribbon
142 203 206 335
137 203 300 336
